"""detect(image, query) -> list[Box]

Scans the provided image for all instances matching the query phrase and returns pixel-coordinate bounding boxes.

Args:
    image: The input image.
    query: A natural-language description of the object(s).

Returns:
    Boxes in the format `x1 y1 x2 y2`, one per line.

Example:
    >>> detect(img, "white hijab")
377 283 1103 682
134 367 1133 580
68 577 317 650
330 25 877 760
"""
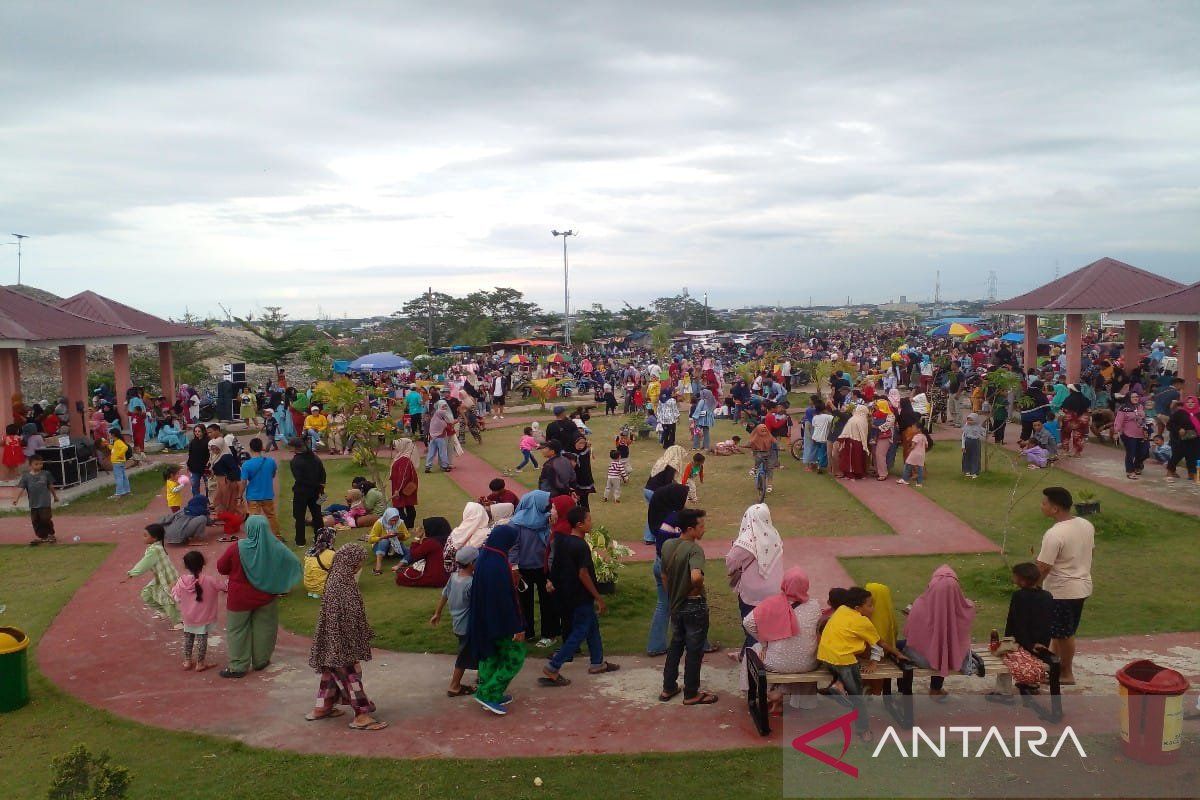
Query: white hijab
487 502 515 528
732 503 784 579
449 502 490 549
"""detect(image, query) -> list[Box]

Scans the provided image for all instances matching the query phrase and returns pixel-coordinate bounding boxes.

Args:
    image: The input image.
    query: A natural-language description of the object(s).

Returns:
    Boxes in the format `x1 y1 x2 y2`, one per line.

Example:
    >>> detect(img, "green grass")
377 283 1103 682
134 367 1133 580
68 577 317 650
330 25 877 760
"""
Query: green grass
2 466 164 518
845 441 1200 638
0 543 789 800
471 411 890 538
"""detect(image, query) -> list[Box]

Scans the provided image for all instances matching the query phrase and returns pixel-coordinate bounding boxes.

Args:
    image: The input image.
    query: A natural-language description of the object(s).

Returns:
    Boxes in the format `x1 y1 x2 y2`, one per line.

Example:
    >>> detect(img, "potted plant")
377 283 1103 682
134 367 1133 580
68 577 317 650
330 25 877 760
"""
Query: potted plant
585 524 633 594
1074 490 1100 517
625 410 651 439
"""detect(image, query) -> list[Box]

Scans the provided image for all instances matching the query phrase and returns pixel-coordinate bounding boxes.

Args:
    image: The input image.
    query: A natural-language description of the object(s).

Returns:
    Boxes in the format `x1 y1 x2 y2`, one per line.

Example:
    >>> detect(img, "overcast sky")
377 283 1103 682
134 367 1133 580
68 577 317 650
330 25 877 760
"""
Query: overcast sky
1 1 1197 320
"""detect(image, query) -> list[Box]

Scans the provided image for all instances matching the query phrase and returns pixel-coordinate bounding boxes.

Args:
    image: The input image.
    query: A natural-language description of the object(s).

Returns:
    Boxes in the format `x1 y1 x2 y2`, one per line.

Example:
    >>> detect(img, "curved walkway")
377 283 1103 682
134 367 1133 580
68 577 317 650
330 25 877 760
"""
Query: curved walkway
4 423 1197 759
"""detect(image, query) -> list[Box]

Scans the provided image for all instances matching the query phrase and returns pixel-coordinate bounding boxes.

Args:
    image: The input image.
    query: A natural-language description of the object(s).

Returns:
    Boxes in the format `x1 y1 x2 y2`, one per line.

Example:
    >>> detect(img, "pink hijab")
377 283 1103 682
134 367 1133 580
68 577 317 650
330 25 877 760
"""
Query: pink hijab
903 565 975 676
751 568 810 643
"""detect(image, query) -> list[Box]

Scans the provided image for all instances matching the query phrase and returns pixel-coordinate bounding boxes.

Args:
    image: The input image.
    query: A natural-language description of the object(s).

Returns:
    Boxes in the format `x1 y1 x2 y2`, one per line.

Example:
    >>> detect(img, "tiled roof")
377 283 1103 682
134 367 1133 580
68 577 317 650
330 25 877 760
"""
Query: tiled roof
0 287 141 344
988 257 1185 313
57 291 210 341
1108 281 1200 321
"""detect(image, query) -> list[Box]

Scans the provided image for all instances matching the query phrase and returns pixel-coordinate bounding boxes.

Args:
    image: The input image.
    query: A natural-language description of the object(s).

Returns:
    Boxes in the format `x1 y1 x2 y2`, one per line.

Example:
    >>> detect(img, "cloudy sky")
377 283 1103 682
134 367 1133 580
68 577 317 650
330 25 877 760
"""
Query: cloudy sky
1 1 1197 320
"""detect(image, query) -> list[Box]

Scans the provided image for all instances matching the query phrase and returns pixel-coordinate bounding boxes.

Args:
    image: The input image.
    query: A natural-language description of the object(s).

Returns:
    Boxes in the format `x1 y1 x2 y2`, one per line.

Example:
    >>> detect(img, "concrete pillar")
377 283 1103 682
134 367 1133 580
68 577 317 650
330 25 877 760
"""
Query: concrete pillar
0 348 19 432
158 342 175 402
113 343 131 430
1023 314 1039 372
59 345 90 438
1123 318 1141 367
1064 314 1084 384
1178 321 1199 398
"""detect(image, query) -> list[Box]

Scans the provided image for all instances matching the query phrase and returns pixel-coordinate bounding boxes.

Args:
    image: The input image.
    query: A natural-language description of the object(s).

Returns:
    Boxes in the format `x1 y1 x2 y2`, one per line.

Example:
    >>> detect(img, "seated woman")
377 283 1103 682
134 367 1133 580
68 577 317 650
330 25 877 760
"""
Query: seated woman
368 508 410 575
442 502 493 575
160 507 207 546
741 567 821 714
394 517 451 588
353 477 388 529
156 416 189 450
902 565 980 697
322 488 366 528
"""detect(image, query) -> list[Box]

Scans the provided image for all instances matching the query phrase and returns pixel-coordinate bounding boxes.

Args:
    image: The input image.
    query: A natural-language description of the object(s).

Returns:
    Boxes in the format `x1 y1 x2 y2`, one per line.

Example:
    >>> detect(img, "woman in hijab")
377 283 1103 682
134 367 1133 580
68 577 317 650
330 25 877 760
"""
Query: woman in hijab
216 515 302 678
836 405 870 479
395 516 451 588
305 544 387 730
1165 396 1200 482
444 502 491 570
89 408 108 442
389 438 420 529
643 444 687 544
466 524 526 715
871 399 895 480
508 491 559 645
208 436 244 515
645 483 690 656
742 568 821 712
727 504 786 649
896 398 922 461
690 387 717 452
747 422 777 491
1020 382 1049 441
902 565 978 698
1113 391 1148 479
960 413 987 478
1060 385 1092 457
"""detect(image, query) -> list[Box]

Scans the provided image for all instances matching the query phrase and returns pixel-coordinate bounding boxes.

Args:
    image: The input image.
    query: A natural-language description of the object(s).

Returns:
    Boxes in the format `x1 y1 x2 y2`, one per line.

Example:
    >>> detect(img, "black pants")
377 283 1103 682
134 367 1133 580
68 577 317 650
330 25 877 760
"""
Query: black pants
518 567 560 639
292 491 321 546
30 506 55 540
663 597 710 699
1122 435 1147 474
395 504 416 529
409 413 422 439
992 421 1006 443
1168 438 1198 477
661 422 676 448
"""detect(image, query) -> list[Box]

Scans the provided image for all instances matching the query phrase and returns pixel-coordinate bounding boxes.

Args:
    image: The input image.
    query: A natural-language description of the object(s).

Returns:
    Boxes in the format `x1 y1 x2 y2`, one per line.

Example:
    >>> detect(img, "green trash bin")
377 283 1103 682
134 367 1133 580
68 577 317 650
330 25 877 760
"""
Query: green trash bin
0 626 31 712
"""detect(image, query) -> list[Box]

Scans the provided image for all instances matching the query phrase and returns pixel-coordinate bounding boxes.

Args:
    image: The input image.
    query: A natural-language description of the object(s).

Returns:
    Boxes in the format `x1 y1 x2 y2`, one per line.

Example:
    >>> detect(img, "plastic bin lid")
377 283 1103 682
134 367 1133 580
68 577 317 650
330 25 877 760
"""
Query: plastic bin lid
0 627 29 655
1117 659 1190 694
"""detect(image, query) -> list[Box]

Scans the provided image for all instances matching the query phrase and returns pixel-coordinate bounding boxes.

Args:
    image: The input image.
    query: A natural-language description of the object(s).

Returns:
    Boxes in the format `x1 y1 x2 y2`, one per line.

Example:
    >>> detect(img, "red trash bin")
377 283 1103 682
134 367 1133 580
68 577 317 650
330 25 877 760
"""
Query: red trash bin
1116 659 1190 765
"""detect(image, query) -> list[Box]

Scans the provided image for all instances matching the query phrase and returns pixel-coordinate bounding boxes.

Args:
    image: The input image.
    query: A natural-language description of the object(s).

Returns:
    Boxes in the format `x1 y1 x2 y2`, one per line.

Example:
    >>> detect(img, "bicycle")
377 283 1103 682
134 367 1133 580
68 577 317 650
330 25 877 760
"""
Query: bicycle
752 449 772 503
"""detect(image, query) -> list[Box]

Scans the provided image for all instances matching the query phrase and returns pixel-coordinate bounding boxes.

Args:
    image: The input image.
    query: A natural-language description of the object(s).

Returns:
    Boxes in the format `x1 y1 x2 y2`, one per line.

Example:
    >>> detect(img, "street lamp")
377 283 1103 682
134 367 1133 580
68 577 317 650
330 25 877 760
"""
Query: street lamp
11 234 28 285
704 292 709 328
551 229 575 347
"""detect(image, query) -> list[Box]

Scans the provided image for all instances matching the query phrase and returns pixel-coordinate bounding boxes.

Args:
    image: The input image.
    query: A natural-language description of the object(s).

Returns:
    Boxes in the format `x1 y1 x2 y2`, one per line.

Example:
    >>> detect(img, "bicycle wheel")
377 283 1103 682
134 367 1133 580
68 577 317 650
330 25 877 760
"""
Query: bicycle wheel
756 467 768 504
790 439 804 461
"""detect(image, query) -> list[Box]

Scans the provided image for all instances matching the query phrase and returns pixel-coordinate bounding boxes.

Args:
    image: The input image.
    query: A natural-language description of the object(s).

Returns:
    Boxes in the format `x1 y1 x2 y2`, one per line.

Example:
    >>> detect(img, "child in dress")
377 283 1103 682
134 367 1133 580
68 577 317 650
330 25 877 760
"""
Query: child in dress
163 464 186 512
122 523 182 627
712 435 744 455
2 423 25 479
170 550 227 671
603 449 629 502
898 425 930 487
1020 439 1050 469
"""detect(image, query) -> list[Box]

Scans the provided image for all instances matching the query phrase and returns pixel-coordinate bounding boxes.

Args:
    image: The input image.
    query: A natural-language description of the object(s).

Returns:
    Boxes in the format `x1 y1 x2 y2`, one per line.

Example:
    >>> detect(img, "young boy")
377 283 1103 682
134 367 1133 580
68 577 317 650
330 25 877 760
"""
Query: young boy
541 507 618 685
659 509 716 705
810 406 834 473
682 452 704 502
603 449 629 502
1030 420 1058 459
481 478 519 507
1151 434 1172 465
430 546 479 697
261 409 279 451
13 454 59 545
989 562 1054 701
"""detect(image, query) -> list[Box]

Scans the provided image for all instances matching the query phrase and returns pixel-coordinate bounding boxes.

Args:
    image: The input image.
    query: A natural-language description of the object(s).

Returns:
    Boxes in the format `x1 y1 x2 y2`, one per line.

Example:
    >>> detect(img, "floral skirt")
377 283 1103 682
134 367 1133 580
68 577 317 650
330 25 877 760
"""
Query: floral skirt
1002 647 1046 686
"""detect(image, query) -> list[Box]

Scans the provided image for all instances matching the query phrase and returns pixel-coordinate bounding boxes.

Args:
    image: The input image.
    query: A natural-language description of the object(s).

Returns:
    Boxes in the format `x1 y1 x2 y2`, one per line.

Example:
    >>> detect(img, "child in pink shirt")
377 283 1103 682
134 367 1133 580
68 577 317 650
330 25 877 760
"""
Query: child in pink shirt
898 427 930 487
170 550 227 672
514 426 540 472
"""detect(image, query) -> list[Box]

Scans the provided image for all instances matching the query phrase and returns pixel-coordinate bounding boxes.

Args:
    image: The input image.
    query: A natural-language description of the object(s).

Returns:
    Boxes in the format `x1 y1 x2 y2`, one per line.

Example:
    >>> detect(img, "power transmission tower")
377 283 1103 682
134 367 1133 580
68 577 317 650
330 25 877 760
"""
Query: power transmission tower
986 271 998 303
934 270 941 306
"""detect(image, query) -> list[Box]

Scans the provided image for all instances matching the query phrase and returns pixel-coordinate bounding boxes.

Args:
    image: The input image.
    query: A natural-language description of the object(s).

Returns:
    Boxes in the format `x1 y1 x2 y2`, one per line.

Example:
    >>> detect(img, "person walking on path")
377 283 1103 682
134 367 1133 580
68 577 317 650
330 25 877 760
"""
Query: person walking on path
425 399 455 473
1035 487 1094 686
466 524 527 716
389 438 420 529
1165 395 1200 483
305 544 388 731
217 515 302 678
186 424 209 497
508 490 560 648
241 437 280 538
1113 393 1148 480
657 389 681 449
540 506 619 685
659 508 719 706
290 438 326 548
13 453 58 545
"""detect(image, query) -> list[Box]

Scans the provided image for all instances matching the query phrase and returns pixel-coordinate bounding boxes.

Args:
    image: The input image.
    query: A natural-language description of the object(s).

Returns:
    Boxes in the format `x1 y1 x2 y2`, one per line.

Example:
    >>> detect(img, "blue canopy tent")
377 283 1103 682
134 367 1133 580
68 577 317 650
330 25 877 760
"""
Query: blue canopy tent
331 359 352 374
1049 333 1068 344
1000 332 1054 345
347 352 414 371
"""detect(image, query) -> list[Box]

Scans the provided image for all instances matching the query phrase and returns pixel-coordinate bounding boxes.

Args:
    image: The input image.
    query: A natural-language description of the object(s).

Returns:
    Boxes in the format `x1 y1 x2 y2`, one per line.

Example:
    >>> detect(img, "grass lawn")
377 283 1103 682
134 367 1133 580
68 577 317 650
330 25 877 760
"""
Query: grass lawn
844 441 1200 638
2 465 163 518
0 543 789 800
471 410 890 539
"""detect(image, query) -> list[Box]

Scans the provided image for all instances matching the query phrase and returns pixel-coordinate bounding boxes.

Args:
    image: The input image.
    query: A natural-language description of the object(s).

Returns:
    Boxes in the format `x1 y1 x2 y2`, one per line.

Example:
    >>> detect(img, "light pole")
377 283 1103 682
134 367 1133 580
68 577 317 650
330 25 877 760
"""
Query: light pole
11 234 28 285
551 229 575 347
704 292 709 328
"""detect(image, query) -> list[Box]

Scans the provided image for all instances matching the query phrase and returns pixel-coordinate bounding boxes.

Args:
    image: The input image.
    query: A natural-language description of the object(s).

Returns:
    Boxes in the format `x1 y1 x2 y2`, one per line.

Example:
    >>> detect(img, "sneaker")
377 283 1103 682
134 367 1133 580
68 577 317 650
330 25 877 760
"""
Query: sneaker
535 638 555 648
896 479 909 485
499 694 514 706
474 695 507 716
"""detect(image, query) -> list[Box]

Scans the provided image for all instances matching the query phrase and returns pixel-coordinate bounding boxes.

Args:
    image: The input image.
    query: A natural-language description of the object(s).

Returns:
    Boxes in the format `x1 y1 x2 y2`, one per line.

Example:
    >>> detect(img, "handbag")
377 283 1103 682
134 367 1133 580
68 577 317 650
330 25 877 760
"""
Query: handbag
400 559 426 581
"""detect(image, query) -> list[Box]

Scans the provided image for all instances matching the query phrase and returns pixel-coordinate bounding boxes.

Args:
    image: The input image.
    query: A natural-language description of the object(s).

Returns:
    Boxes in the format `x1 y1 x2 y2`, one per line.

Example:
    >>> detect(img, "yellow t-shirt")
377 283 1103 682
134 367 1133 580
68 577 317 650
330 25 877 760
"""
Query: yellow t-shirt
165 480 183 510
367 519 409 546
303 549 335 596
110 438 129 464
304 414 328 433
817 605 880 666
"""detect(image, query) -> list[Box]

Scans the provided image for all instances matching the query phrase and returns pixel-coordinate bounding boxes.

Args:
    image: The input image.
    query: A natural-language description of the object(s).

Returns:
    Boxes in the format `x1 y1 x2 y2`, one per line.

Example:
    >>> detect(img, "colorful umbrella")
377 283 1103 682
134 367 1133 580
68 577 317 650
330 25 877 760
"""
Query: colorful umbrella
546 353 567 364
1049 333 1067 344
927 322 978 337
961 330 993 343
508 354 528 364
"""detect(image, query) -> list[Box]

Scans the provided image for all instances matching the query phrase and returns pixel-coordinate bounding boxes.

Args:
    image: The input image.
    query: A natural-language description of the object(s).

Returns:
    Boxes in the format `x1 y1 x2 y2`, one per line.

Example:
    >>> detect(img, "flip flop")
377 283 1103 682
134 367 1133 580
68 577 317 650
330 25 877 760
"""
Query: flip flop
348 719 388 731
587 662 620 674
538 672 572 687
446 685 477 697
682 691 719 706
305 708 346 721
659 687 682 702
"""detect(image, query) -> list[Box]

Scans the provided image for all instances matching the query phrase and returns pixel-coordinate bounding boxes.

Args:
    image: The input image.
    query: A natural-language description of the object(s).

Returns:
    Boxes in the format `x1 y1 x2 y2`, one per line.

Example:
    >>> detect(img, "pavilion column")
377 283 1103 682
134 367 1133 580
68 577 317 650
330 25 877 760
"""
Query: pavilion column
158 342 175 402
113 344 131 430
1064 314 1083 384
1178 321 1199 398
1123 318 1141 367
1023 314 1039 373
59 345 90 438
0 348 20 432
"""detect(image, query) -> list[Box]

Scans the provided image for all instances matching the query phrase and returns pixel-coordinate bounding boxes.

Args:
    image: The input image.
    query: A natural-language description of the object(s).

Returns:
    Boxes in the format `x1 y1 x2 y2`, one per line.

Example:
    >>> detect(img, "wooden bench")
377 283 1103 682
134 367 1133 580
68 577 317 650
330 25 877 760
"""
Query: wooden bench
745 646 1062 736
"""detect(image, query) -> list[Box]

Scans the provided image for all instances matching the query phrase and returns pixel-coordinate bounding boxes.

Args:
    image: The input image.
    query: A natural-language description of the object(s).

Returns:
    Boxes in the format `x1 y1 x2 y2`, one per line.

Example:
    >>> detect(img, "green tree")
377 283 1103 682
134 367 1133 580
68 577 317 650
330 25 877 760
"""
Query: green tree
619 303 657 331
236 307 313 371
650 322 674 359
571 321 596 345
577 303 620 337
313 378 396 487
652 293 708 328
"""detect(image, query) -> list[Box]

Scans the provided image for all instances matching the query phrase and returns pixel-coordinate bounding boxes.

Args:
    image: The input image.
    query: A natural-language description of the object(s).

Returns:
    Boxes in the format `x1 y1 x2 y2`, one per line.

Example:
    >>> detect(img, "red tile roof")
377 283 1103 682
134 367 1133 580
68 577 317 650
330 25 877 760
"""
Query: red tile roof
987 257 1185 314
0 287 142 345
1108 281 1200 321
57 291 210 341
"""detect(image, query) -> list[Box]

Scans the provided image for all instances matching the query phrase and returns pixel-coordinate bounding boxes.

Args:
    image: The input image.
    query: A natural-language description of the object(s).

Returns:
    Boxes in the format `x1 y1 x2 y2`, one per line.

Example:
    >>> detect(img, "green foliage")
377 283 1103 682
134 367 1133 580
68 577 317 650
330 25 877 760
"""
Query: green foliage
237 307 313 370
298 341 334 380
47 744 131 800
650 323 674 359
313 378 394 487
585 525 634 584
651 293 708 329
396 287 542 347
576 303 621 337
570 320 596 345
619 303 657 332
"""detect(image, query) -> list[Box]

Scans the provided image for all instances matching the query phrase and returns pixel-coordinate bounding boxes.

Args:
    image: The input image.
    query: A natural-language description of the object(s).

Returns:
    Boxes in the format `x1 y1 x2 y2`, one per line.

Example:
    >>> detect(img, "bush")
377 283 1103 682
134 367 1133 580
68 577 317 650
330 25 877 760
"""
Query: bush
47 744 131 800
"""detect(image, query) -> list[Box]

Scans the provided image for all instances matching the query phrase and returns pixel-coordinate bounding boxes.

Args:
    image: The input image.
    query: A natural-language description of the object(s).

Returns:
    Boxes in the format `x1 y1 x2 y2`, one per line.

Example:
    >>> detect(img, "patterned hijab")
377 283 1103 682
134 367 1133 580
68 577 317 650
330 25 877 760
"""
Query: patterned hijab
308 544 374 671
732 503 785 579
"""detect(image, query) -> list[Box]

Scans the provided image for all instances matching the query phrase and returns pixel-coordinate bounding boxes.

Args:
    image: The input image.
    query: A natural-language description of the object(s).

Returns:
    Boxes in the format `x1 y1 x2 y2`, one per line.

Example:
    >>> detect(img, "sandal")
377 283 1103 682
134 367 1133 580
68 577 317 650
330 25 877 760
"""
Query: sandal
588 661 620 674
984 692 1016 705
538 671 572 687
683 691 719 706
372 569 382 575
446 685 477 697
305 708 346 721
348 719 389 731
703 642 721 654
659 686 682 702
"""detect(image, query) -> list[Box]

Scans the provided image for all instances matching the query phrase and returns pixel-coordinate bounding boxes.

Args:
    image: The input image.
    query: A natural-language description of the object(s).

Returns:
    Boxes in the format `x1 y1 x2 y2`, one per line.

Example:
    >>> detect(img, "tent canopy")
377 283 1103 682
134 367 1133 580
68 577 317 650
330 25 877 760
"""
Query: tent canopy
348 352 413 371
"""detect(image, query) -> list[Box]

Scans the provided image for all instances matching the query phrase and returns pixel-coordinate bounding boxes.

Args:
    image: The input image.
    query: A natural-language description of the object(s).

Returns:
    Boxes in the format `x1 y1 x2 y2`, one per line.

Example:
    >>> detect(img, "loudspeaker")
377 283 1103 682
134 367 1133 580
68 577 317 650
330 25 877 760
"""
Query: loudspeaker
216 380 235 421
223 362 247 384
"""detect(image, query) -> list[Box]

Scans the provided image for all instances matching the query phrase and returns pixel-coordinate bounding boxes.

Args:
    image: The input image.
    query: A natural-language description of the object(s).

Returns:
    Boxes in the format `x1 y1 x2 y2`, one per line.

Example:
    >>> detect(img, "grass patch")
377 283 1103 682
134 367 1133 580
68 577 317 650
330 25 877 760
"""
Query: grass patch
845 441 1200 637
472 411 890 538
1 466 164 518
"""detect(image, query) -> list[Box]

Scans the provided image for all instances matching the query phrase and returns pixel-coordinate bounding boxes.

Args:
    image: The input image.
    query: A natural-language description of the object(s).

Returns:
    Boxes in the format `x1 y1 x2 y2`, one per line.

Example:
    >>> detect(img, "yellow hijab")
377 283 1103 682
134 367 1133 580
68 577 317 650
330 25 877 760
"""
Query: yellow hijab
865 582 898 647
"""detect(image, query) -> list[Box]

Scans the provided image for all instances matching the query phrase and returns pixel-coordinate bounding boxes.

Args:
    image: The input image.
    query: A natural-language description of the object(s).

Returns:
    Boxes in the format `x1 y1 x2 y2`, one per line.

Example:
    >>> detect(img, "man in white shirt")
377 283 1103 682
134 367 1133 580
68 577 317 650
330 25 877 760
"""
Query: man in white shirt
779 360 792 391
1036 486 1095 686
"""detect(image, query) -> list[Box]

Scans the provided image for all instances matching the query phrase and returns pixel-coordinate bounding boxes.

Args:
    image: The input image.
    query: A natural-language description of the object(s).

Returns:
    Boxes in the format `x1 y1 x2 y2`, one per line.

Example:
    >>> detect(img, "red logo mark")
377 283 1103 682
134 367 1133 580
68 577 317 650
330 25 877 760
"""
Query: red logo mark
790 709 859 778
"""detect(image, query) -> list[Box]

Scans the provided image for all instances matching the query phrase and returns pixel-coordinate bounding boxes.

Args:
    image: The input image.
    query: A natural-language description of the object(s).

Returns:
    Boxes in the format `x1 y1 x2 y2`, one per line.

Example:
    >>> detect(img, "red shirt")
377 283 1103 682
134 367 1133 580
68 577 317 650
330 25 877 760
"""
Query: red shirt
390 458 418 508
484 489 520 506
216 542 276 612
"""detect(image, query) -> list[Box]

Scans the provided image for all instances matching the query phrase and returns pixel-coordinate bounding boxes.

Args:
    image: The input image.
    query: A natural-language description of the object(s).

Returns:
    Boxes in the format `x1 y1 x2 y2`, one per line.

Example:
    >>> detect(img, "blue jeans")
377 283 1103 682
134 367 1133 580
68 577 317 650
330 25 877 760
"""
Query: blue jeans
813 442 828 469
189 471 205 497
691 425 711 450
549 603 603 671
642 488 655 543
373 538 409 560
425 437 450 469
113 464 131 496
516 449 538 470
902 464 925 484
647 556 669 654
